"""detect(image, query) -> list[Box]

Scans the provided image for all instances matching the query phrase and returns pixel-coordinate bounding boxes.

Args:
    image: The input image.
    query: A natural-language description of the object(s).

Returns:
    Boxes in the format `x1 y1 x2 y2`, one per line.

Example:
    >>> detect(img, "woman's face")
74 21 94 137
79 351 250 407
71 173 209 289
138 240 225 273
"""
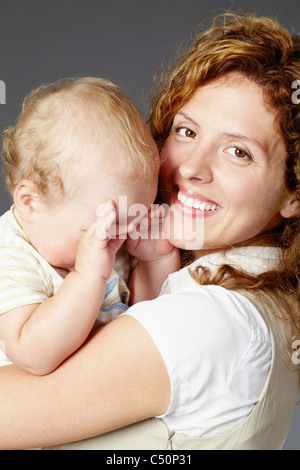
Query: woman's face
160 74 293 250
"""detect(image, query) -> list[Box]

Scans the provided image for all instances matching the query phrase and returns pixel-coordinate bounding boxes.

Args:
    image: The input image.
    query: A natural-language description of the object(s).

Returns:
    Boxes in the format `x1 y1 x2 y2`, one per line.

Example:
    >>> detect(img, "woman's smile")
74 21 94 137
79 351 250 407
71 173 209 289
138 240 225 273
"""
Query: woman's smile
173 186 221 216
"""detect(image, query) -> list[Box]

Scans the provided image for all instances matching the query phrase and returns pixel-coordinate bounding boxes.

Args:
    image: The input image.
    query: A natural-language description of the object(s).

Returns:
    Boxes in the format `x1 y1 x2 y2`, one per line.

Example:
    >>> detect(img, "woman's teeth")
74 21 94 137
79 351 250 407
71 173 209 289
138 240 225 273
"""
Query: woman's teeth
177 189 220 211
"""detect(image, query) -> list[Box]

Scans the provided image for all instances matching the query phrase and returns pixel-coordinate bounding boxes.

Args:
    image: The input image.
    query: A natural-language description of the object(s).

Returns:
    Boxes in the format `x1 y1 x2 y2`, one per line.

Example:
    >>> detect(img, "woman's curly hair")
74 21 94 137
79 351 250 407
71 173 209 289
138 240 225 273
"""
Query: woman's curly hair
150 15 300 337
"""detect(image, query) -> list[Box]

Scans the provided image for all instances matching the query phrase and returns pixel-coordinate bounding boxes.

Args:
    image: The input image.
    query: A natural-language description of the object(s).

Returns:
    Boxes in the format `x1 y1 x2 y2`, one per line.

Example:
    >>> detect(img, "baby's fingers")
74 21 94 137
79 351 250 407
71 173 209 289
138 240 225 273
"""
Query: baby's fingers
96 200 115 218
138 205 165 231
96 201 117 241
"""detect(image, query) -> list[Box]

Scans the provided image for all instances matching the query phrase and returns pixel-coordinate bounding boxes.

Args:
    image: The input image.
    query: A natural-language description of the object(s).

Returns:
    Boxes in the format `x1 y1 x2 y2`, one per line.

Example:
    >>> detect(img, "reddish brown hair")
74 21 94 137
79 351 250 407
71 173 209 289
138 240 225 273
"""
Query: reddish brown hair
150 15 300 337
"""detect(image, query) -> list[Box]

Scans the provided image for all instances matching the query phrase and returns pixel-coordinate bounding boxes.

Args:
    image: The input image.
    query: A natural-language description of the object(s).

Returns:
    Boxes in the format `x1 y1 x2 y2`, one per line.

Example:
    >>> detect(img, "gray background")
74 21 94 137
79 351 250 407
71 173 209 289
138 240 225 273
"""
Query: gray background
0 0 299 449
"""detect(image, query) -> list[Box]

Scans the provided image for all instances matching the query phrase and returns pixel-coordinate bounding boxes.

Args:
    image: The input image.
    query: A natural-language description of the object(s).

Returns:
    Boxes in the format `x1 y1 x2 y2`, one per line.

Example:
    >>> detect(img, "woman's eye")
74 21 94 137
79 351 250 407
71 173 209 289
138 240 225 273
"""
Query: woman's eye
175 127 196 139
225 146 252 160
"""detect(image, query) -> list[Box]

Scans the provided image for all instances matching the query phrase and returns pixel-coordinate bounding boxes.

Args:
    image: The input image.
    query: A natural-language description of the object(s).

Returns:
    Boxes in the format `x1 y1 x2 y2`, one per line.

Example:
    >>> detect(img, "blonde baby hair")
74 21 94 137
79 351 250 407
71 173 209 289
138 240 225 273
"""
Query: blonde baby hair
2 77 159 201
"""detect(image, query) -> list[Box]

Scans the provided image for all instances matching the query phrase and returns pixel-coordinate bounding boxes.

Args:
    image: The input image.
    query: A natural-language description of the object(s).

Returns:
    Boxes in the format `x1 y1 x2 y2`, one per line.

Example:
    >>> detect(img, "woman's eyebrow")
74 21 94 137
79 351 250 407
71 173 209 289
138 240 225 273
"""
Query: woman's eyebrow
222 132 266 152
176 112 200 129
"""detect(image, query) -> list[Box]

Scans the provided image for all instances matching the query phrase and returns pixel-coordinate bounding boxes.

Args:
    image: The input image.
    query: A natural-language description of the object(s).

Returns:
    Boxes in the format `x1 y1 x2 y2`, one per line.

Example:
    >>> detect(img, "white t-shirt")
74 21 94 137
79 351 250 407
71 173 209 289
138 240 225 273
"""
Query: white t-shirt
125 247 279 438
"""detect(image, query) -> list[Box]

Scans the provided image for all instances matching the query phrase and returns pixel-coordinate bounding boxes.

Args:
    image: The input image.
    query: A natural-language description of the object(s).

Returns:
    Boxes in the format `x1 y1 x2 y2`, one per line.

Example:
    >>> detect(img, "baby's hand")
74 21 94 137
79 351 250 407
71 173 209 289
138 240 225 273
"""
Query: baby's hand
75 201 125 280
126 205 175 263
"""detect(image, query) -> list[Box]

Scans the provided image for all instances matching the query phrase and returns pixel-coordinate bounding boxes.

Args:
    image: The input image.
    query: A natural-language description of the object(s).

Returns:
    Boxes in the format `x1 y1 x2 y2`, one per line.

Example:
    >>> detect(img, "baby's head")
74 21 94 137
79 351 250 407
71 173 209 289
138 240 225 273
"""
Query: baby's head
2 77 159 268
3 77 159 202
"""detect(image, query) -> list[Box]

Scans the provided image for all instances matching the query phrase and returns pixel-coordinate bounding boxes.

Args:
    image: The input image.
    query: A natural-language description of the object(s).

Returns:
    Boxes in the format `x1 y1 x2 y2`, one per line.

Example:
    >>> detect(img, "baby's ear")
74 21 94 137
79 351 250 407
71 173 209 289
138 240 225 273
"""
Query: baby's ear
280 193 300 219
13 180 41 222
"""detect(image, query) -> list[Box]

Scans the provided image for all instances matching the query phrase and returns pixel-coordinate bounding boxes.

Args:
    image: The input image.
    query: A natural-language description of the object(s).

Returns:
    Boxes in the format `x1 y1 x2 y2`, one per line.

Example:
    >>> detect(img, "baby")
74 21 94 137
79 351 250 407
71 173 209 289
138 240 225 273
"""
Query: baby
0 77 160 375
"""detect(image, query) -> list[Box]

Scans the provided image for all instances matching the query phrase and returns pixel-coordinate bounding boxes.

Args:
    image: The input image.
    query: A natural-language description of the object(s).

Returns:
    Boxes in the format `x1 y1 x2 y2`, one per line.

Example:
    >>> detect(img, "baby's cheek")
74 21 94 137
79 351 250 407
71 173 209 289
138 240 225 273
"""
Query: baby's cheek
61 239 81 270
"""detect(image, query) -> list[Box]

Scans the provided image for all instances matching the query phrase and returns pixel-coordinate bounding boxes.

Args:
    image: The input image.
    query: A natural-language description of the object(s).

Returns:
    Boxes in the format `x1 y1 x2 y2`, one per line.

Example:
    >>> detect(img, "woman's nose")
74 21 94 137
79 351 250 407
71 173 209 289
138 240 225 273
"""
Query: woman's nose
178 151 213 183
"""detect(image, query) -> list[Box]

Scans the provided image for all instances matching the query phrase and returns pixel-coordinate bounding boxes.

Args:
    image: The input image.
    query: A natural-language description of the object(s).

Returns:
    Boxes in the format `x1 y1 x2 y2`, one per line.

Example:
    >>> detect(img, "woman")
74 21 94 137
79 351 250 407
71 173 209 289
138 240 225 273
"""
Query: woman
0 14 299 450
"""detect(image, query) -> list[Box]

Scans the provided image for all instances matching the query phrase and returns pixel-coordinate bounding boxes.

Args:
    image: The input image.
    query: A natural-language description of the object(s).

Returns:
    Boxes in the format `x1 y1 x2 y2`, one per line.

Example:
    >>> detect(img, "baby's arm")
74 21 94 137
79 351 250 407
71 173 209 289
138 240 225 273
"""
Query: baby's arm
128 250 180 303
127 206 180 303
0 201 123 375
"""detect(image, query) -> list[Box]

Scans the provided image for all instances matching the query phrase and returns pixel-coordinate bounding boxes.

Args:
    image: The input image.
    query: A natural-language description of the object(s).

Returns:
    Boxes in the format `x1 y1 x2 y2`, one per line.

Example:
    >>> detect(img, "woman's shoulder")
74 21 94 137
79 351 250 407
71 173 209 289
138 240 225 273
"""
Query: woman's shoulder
125 282 269 355
125 284 271 428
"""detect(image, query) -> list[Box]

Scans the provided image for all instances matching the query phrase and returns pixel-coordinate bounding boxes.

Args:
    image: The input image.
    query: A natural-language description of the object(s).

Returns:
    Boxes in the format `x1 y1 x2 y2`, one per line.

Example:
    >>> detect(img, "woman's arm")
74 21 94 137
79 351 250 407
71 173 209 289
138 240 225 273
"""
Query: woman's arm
0 315 170 450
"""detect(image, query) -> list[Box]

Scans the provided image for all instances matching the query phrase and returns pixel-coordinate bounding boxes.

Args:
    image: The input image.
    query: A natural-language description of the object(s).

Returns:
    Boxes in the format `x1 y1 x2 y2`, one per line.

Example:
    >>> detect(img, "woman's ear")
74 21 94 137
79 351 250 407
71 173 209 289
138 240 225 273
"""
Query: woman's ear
13 180 41 222
280 194 300 219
